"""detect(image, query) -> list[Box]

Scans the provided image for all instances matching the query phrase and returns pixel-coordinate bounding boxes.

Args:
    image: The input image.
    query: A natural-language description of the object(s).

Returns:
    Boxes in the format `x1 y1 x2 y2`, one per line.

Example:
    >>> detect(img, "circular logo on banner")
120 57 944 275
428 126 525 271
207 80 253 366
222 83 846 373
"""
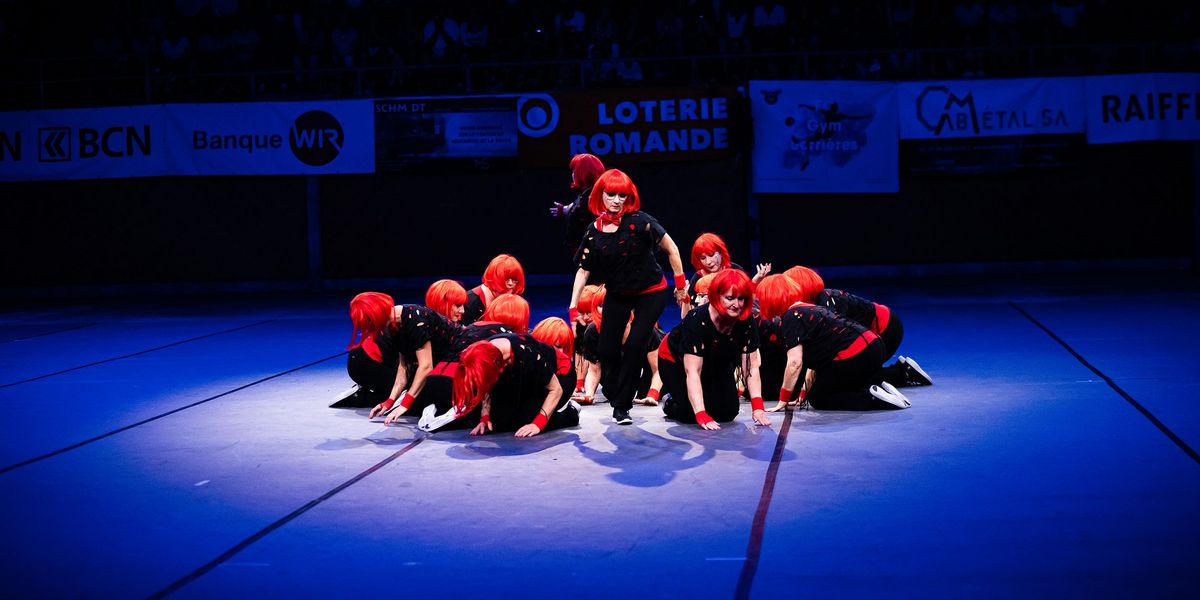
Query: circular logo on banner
289 110 344 166
517 94 559 138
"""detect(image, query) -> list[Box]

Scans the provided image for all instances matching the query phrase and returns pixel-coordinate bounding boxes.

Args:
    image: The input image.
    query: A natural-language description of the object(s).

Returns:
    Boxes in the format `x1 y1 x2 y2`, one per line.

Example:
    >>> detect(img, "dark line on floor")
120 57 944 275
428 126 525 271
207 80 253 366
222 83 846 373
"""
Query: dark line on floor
0 352 346 476
148 437 425 599
0 320 274 388
0 322 99 344
1011 301 1200 466
735 407 796 600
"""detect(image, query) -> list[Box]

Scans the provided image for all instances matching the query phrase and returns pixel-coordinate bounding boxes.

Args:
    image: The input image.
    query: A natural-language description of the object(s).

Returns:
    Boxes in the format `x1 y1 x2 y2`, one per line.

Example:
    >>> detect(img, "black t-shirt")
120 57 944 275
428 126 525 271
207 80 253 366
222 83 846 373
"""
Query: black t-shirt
574 211 667 294
580 322 664 363
489 333 557 393
779 304 867 370
815 288 877 330
665 305 760 366
461 286 488 325
564 188 594 257
447 320 513 361
394 304 459 365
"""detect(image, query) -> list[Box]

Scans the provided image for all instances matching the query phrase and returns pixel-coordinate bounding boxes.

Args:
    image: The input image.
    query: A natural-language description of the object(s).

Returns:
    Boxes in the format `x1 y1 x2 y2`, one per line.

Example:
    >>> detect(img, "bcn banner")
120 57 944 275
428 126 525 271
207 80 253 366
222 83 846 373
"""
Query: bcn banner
0 105 166 182
1086 73 1200 144
749 80 898 193
898 77 1085 140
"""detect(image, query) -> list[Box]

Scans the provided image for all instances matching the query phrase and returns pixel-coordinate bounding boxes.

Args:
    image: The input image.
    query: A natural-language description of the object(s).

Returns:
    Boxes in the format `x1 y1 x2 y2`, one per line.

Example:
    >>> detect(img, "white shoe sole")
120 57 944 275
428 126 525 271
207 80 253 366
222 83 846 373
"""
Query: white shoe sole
900 356 933 385
879 381 912 407
417 403 458 432
334 384 360 402
870 385 910 409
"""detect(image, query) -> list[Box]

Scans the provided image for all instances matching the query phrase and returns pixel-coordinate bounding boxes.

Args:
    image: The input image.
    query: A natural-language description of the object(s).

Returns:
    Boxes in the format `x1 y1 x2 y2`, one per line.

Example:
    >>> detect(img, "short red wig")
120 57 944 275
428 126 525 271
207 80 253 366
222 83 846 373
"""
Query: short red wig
577 284 603 315
694 273 717 297
424 279 468 321
783 265 825 304
757 274 805 321
348 291 394 349
482 294 530 333
590 285 608 330
570 153 605 190
587 169 641 217
709 269 756 321
453 341 506 416
531 316 575 358
481 254 525 295
690 233 732 273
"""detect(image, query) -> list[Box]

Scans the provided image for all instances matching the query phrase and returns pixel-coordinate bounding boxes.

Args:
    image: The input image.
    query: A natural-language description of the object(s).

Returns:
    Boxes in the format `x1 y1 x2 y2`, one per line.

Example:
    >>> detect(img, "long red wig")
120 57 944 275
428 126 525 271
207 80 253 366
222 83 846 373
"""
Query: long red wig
452 341 507 416
757 274 806 321
481 293 530 333
531 316 575 358
481 254 525 295
690 232 732 273
782 265 825 304
587 169 641 217
348 291 394 349
709 269 756 321
570 153 605 190
424 279 468 321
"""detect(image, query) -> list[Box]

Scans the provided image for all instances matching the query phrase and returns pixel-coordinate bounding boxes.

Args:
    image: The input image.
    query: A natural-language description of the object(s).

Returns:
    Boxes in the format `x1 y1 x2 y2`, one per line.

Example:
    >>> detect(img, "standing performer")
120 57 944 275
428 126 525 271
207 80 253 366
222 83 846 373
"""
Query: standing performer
659 270 771 429
549 153 606 260
756 274 912 411
576 285 663 406
568 169 688 425
425 279 468 322
462 254 526 326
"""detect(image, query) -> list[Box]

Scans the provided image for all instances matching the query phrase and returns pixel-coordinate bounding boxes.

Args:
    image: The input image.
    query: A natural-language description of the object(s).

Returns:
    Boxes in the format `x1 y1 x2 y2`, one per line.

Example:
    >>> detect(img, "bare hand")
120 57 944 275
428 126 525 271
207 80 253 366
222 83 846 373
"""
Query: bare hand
549 202 566 217
752 409 772 427
753 263 772 283
673 288 689 305
514 423 542 437
470 419 493 436
635 395 659 406
765 401 788 413
368 402 389 420
698 420 721 430
383 406 408 424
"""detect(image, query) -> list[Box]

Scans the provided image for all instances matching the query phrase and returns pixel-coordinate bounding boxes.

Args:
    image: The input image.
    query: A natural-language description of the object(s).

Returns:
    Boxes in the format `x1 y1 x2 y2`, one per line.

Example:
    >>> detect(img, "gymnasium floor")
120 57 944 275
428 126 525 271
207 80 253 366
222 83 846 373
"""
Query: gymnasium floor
1 271 1198 598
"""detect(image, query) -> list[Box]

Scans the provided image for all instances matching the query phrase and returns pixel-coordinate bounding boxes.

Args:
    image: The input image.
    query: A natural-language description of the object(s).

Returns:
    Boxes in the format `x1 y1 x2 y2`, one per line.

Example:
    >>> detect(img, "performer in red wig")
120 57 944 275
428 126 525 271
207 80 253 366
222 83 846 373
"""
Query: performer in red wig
424 279 468 323
550 153 606 259
462 254 526 325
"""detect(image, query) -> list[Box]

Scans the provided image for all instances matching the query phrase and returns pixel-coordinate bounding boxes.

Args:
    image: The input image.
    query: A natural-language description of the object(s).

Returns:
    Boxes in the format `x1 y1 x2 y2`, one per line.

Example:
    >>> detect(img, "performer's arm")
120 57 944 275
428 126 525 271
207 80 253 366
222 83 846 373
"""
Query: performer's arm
684 354 719 430
516 374 564 437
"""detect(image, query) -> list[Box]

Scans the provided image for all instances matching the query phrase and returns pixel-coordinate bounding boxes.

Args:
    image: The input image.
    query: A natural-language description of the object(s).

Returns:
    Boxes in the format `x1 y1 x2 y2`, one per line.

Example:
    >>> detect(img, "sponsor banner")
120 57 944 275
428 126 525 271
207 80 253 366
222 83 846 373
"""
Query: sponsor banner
517 87 742 167
899 78 1085 140
1086 73 1200 143
749 80 898 193
0 105 166 182
904 134 1084 175
374 96 517 172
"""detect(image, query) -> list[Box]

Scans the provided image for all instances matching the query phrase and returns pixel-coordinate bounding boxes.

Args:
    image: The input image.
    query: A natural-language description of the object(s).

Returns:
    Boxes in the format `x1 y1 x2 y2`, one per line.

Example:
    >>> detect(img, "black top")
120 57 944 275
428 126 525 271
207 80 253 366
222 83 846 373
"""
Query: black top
665 305 760 366
574 210 667 294
687 261 745 305
563 188 595 258
447 320 513 362
488 333 558 395
579 322 664 363
393 304 459 365
779 304 868 370
461 286 488 325
815 288 878 330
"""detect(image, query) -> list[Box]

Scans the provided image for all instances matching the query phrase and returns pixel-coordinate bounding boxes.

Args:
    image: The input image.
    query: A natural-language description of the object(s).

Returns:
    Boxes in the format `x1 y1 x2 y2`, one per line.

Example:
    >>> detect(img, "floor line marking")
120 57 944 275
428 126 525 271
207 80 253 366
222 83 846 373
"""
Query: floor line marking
735 407 796 600
149 437 425 599
0 320 274 388
0 322 99 345
1011 301 1200 466
0 351 346 476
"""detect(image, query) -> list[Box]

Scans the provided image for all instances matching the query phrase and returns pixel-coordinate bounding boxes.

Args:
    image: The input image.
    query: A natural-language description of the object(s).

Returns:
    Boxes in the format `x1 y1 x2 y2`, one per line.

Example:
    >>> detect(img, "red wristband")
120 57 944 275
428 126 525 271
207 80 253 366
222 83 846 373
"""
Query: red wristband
646 388 661 401
379 397 396 412
532 413 549 430
398 391 415 409
799 388 808 400
480 414 491 426
695 410 714 425
751 396 764 411
575 379 585 392
778 387 792 403
569 307 580 323
674 274 686 289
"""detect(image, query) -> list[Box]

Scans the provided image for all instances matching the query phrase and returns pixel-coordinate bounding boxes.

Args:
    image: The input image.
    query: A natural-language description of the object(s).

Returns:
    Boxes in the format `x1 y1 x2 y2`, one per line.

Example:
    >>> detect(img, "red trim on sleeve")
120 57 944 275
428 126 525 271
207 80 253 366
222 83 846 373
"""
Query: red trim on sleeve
657 333 676 363
632 275 668 296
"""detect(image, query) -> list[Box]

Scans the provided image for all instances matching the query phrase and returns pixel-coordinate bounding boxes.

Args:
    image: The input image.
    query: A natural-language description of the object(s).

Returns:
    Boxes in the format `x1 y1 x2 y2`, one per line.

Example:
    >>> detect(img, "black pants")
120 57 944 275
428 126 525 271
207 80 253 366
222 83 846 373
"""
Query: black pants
658 355 740 423
757 344 786 405
879 312 904 362
597 289 669 411
488 376 580 433
807 340 900 410
345 348 402 407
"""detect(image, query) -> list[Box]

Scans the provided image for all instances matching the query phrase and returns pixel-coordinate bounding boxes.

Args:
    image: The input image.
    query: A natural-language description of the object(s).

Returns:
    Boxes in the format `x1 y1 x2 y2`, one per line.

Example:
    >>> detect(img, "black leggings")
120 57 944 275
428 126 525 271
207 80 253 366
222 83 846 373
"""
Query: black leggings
879 312 904 362
488 377 580 433
807 340 900 410
658 355 741 423
597 289 669 411
346 348 403 406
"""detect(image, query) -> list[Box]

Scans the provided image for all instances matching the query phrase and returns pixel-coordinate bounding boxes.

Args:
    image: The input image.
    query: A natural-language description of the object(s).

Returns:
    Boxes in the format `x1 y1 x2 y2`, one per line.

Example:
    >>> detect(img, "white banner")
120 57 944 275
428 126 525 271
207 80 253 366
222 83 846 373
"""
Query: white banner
1086 73 1200 143
899 77 1085 139
0 105 166 182
166 100 374 175
750 80 898 193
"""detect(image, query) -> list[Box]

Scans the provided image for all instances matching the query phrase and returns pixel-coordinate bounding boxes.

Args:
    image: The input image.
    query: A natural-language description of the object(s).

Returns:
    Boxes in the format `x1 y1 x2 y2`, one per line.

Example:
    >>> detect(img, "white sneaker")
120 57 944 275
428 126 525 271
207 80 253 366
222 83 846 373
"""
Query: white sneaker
418 404 458 432
870 385 910 409
899 356 933 385
879 381 912 407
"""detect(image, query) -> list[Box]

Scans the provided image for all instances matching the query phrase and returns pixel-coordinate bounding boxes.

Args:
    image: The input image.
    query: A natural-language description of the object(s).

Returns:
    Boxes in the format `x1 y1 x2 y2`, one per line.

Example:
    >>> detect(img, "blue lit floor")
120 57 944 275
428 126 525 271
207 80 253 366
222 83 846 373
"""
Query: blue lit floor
1 273 1198 598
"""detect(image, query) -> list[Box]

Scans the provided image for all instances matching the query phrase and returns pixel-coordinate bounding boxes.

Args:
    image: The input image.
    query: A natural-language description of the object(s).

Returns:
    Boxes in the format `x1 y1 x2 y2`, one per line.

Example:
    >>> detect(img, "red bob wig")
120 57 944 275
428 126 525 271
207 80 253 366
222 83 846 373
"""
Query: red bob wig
587 169 641 217
531 316 575 358
570 153 605 190
348 291 394 349
709 269 756 321
452 341 507 416
782 265 825 304
690 233 732 273
756 274 805 321
590 285 609 330
577 284 603 315
694 273 717 297
481 254 525 295
482 294 530 333
425 279 468 321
